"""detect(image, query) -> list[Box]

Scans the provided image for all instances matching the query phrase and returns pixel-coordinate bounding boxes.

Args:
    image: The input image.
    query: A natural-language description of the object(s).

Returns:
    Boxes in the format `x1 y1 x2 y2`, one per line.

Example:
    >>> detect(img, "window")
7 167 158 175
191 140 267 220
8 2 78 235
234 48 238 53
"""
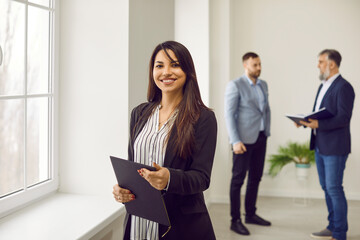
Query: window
0 0 58 218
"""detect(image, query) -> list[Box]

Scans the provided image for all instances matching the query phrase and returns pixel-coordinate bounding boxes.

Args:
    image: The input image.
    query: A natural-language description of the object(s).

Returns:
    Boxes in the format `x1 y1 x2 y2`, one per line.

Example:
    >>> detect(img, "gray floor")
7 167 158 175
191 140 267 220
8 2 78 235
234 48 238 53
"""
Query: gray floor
208 196 360 240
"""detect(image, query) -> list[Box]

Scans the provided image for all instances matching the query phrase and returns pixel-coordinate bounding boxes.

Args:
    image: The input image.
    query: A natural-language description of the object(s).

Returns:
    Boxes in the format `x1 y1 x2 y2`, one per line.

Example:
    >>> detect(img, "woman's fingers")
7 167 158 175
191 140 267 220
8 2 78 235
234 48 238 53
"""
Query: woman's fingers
138 166 169 190
152 162 161 170
112 184 135 203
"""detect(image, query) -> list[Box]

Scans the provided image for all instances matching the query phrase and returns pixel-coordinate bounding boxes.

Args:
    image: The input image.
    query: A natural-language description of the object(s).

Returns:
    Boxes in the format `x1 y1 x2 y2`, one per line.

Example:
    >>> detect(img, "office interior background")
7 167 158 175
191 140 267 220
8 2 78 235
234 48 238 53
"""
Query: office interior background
0 0 359 239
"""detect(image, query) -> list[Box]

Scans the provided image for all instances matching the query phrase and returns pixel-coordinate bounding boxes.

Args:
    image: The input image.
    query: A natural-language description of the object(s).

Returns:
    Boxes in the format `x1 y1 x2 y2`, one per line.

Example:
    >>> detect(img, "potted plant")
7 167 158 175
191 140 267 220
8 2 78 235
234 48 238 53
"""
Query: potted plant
268 141 315 180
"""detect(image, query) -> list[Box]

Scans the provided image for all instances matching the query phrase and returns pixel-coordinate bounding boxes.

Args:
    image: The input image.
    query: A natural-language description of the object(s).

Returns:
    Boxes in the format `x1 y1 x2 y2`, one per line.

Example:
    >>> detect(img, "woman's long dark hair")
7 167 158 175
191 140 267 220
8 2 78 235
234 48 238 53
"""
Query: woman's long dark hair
138 40 208 159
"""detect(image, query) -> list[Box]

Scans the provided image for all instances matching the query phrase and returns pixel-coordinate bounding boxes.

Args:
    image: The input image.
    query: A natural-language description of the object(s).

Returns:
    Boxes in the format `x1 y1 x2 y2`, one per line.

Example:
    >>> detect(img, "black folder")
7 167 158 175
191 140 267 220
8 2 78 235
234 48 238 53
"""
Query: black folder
110 156 171 227
286 107 333 126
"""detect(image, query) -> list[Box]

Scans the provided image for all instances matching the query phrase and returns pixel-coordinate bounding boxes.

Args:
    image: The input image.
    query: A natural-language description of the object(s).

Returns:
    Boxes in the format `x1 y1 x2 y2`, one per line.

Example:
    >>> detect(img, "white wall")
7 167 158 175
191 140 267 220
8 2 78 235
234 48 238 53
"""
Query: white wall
209 0 360 202
58 1 175 238
129 0 174 112
175 0 210 106
59 0 129 195
209 0 233 203
174 0 212 201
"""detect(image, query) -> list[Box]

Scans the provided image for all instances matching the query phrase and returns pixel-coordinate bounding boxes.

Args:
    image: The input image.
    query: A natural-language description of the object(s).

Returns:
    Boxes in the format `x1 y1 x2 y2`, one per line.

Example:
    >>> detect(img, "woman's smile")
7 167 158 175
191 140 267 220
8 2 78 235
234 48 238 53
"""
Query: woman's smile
153 49 186 95
160 78 176 84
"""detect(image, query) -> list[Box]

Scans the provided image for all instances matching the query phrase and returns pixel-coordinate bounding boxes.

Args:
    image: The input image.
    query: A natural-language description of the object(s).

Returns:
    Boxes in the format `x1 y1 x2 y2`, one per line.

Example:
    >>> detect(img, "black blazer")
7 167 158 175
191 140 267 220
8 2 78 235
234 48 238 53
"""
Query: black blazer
310 75 355 155
125 102 217 240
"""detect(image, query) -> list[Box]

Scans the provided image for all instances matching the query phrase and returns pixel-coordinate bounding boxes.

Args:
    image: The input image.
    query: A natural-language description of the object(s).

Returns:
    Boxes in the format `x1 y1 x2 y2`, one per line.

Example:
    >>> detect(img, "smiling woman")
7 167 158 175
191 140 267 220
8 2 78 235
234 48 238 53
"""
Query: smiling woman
113 41 217 240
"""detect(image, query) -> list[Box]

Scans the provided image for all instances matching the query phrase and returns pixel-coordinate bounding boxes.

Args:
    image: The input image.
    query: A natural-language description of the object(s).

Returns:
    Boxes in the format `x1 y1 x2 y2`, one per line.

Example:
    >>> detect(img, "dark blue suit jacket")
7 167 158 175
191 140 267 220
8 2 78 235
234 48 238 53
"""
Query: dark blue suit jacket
310 75 355 155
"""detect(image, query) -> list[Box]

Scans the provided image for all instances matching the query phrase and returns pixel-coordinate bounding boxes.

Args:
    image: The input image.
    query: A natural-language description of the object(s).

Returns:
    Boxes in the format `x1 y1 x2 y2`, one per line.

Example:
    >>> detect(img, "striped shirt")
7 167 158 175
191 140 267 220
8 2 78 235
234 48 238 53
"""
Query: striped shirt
130 105 177 240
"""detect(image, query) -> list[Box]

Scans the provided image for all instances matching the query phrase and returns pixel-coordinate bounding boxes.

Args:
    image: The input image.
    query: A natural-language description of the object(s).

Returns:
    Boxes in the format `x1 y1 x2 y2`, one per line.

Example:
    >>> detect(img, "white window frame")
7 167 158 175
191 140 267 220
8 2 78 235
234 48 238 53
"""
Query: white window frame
0 0 59 218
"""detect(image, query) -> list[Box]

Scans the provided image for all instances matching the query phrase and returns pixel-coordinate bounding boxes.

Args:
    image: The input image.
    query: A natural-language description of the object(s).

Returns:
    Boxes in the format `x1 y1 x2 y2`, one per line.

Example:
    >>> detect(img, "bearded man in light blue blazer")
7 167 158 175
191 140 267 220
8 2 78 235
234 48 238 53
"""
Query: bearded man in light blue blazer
224 52 271 236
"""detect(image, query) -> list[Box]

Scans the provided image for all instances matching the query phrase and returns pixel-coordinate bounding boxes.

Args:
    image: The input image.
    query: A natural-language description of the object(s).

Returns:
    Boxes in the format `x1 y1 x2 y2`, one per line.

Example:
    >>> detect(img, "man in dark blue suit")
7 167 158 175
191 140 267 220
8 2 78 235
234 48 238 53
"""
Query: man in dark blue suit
300 49 355 240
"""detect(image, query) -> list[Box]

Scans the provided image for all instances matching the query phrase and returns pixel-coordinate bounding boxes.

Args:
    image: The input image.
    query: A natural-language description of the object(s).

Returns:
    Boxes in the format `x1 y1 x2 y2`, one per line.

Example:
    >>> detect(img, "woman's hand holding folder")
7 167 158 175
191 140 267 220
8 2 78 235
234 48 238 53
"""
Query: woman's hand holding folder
139 162 170 191
113 184 135 203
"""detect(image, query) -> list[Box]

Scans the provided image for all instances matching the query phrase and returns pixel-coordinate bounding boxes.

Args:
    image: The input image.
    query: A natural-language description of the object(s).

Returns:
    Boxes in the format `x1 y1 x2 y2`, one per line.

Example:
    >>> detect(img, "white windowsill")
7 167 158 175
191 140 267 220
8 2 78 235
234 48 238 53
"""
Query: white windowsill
0 192 125 240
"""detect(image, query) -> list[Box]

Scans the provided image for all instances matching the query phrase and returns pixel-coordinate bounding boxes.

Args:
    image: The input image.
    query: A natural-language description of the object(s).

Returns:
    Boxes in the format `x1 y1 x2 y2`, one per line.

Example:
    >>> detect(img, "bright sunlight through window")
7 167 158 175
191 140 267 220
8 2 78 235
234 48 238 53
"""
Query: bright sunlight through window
0 0 57 217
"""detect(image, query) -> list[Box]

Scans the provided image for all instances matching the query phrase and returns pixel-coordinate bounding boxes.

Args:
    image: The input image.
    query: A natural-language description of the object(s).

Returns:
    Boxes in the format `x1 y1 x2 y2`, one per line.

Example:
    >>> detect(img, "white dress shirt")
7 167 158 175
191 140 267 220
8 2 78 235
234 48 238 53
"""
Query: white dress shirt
245 75 266 131
315 73 340 111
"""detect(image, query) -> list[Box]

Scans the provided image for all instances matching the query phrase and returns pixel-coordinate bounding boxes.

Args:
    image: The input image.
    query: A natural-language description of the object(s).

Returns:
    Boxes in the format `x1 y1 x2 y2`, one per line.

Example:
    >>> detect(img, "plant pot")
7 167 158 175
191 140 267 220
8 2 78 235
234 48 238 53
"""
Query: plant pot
295 163 311 181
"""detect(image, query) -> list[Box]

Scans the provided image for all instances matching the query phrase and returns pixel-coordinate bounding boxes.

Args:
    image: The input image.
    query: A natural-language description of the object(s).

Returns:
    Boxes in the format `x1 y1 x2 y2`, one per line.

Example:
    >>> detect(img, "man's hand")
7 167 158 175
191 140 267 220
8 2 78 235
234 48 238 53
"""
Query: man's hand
299 118 319 129
139 162 170 190
233 142 247 154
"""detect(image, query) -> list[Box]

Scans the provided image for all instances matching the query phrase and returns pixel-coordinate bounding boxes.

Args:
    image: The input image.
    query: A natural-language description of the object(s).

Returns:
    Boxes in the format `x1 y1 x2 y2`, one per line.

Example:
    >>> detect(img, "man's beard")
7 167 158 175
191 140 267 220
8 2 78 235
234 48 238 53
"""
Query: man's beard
319 65 330 80
249 70 261 79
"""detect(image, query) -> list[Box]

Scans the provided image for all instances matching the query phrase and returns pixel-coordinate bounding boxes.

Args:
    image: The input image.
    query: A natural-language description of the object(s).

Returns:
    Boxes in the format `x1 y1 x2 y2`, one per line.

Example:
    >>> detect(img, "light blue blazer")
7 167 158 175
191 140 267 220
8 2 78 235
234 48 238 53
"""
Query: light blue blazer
224 75 271 145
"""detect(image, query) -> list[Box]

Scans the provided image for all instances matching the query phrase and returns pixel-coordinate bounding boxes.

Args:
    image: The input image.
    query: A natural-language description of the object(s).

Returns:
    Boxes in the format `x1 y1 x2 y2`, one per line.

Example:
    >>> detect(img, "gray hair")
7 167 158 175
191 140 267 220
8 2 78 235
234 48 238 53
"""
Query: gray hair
319 49 342 67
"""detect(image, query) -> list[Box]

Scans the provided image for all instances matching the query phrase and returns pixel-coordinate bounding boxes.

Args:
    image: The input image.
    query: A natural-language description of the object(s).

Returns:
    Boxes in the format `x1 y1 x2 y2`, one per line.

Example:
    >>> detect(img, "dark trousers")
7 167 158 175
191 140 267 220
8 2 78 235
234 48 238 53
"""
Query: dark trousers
230 132 267 222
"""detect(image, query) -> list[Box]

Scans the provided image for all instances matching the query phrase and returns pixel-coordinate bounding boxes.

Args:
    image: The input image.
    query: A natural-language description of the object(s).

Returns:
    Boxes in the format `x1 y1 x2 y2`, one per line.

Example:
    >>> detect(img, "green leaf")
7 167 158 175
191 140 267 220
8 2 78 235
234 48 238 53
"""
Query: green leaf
267 141 315 177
